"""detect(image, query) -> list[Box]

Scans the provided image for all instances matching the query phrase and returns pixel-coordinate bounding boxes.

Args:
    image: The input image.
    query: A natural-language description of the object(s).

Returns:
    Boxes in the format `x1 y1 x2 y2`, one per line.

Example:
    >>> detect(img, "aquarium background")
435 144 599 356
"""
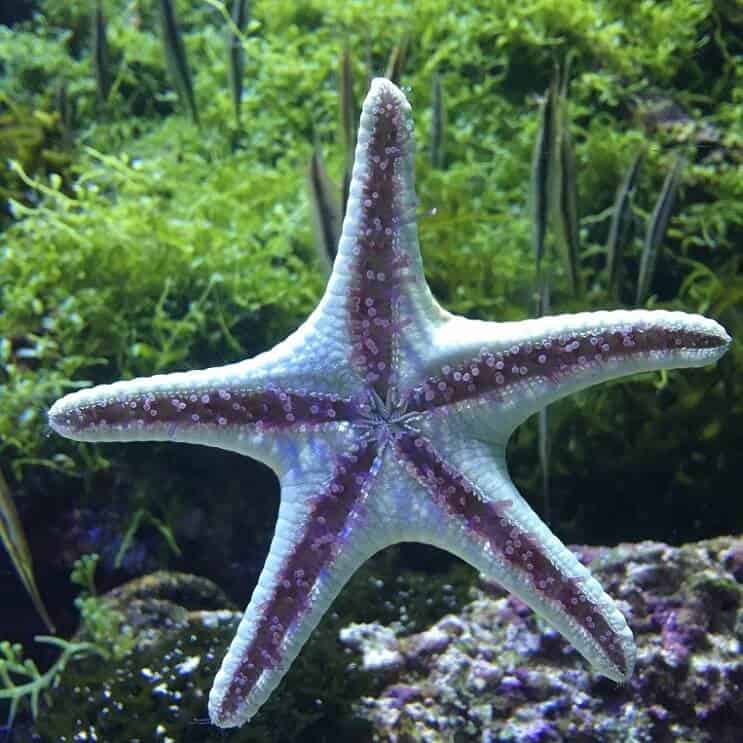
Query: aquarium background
0 0 741 740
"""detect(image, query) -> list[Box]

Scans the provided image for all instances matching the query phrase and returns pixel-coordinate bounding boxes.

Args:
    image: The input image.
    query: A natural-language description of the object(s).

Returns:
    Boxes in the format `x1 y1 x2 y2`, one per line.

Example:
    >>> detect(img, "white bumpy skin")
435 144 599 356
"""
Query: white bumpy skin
49 78 731 728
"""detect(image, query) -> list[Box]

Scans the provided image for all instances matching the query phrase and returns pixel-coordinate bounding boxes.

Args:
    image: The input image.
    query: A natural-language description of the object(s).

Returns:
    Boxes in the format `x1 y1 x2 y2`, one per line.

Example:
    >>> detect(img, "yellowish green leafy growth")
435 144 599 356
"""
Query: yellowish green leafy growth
70 554 138 660
0 636 102 727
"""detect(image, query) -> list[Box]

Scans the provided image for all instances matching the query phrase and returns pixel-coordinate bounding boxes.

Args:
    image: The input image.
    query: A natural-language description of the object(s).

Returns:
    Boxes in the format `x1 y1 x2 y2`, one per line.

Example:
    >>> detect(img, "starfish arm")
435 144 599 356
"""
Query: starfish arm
208 436 385 727
319 78 444 400
404 309 730 433
394 430 635 681
48 341 362 465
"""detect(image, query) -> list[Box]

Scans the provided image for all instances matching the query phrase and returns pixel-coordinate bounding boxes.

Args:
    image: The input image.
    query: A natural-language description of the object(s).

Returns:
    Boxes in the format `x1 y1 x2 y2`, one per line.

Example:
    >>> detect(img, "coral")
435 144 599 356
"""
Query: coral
341 536 743 742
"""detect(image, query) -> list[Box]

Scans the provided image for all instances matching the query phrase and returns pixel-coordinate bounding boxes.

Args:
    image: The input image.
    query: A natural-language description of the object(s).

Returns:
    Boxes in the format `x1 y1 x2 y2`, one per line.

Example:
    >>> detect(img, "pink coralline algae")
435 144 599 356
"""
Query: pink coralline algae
341 536 743 742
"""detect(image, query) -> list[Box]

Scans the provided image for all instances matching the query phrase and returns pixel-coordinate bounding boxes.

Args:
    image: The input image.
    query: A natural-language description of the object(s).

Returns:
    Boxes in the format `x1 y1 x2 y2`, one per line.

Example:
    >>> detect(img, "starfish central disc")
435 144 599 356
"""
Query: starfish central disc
356 388 420 444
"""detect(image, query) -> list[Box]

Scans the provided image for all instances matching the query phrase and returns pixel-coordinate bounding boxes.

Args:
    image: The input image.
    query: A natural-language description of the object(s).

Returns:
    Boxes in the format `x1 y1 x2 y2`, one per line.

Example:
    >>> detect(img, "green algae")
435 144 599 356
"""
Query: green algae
0 636 103 729
1 0 741 479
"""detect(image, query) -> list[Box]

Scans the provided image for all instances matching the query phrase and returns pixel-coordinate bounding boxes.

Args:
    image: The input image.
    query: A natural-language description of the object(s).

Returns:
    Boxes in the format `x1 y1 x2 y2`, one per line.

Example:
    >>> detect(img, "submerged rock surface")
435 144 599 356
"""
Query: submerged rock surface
24 536 742 742
341 536 743 742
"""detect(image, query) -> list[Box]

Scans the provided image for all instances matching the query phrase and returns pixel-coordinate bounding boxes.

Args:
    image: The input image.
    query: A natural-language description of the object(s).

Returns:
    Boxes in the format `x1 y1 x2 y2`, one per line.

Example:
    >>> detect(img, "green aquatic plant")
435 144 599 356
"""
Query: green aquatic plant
69 553 99 596
308 144 341 267
338 45 357 212
384 33 409 86
158 0 199 125
0 96 73 221
0 468 54 632
114 507 182 570
70 554 137 661
606 148 645 297
92 1 111 105
636 153 685 305
532 59 580 298
227 0 250 127
0 636 103 727
0 553 132 727
429 68 445 170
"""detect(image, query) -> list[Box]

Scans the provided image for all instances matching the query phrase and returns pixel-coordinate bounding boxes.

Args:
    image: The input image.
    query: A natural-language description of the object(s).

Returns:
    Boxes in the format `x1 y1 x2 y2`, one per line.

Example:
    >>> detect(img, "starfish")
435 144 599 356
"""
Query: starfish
49 78 730 728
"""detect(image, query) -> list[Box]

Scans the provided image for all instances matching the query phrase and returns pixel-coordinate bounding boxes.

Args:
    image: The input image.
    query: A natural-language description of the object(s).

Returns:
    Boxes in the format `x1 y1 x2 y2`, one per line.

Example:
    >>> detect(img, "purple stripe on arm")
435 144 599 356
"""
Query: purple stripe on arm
49 384 359 435
213 437 379 722
394 430 631 676
404 323 727 414
347 87 413 398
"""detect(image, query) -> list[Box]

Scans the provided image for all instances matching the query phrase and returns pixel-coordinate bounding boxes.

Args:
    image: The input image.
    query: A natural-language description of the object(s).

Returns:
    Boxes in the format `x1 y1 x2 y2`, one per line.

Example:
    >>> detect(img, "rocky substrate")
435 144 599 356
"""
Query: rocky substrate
340 536 743 743
16 536 743 742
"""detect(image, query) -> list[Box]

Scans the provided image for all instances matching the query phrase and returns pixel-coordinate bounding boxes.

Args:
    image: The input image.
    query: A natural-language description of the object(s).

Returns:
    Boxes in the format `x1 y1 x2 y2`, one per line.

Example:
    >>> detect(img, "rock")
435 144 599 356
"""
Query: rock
33 572 244 742
28 570 378 742
91 570 236 651
341 536 743 743
22 538 743 742
340 623 405 673
339 622 453 675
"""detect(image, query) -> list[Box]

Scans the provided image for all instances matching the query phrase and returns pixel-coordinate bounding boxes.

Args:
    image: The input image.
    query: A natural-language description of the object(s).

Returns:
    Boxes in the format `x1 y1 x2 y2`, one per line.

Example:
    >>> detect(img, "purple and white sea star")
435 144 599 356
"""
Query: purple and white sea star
49 79 731 728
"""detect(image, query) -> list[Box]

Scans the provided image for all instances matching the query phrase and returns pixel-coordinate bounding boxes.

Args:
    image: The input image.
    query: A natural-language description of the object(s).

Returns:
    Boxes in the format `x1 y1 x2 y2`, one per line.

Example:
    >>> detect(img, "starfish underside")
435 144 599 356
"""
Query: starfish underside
49 79 730 728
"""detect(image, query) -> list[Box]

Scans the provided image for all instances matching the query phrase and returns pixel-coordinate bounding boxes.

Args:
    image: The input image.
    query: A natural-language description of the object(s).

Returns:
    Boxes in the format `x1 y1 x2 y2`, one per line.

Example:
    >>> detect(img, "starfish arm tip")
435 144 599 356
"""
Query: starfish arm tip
207 667 244 728
586 609 636 683
48 385 110 441
367 76 408 101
